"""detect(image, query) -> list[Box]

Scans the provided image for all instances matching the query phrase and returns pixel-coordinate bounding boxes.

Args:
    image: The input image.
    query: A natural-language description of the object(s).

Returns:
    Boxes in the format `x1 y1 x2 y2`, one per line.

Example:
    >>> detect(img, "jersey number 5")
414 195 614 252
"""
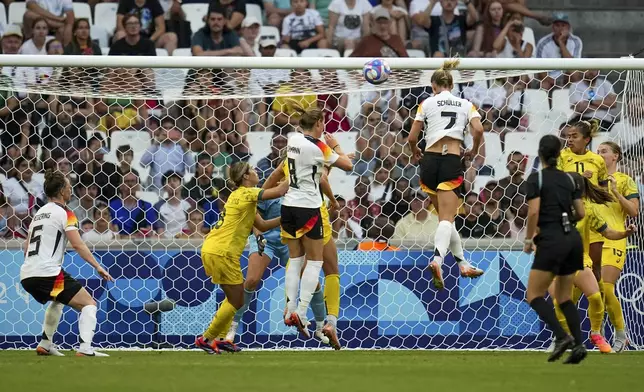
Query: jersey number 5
442 111 457 129
27 225 43 257
287 158 298 188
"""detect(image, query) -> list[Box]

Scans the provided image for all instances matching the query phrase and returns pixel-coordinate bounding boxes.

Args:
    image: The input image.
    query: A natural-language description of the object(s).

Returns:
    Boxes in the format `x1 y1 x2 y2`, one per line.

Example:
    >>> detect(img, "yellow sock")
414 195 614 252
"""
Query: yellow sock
553 299 571 335
324 274 340 318
587 292 604 334
203 299 238 341
572 286 582 305
604 282 625 331
599 279 606 304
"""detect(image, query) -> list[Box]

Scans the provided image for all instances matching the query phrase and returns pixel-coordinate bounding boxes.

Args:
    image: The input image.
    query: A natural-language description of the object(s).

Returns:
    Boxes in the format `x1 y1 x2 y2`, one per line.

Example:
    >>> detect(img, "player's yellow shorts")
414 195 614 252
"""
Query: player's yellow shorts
583 253 593 269
321 204 332 245
602 247 626 271
201 252 243 285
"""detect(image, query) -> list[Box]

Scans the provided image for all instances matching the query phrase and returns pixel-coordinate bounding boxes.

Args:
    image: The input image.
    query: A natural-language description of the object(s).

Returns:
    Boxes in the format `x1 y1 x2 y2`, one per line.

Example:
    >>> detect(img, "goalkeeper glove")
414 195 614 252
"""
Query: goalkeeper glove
256 234 267 256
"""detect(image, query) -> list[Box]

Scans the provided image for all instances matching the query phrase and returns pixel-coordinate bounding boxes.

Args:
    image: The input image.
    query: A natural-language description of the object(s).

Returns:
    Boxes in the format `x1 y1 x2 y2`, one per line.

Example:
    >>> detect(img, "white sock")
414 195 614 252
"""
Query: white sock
285 256 305 313
450 224 466 265
40 301 64 349
78 305 97 352
434 221 453 266
327 315 338 328
297 260 323 318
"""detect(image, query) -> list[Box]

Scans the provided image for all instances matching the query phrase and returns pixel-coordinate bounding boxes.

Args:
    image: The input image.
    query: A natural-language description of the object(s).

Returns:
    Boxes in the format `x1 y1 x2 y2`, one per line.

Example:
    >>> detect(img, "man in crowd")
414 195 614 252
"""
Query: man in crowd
569 69 618 132
153 172 191 238
24 0 75 45
75 137 120 201
497 151 527 212
536 12 583 90
392 190 438 246
192 6 243 56
350 8 408 58
239 16 261 56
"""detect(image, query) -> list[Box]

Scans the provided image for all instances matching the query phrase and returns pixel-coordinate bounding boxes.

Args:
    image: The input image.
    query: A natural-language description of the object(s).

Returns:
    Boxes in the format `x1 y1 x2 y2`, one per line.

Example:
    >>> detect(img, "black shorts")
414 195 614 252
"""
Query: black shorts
21 270 83 305
289 40 318 54
419 152 464 196
280 205 324 240
532 229 584 276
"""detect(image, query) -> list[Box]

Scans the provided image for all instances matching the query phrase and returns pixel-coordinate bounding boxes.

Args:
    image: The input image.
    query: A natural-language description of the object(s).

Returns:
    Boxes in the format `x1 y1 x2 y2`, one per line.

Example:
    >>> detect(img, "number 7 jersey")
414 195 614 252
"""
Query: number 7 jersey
20 202 79 280
414 90 480 149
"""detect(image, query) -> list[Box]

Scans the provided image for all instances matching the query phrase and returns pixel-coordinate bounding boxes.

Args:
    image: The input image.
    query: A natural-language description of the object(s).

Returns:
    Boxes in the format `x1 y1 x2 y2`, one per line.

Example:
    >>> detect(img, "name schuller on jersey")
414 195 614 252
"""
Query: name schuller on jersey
437 99 462 108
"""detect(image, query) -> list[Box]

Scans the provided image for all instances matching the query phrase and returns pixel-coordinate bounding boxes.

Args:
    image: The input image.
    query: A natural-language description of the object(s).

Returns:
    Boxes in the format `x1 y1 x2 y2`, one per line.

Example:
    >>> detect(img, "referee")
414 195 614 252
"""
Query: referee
523 135 588 365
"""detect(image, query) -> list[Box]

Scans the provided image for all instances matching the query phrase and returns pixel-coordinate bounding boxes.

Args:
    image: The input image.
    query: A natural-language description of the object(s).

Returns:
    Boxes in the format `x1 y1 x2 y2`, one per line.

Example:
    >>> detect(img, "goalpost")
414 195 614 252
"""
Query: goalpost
0 55 642 350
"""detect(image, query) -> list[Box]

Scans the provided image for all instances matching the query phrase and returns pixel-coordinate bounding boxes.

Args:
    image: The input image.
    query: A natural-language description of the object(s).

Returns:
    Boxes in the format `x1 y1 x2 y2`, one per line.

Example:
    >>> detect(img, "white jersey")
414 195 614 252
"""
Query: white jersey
283 132 339 208
415 90 481 150
20 202 79 280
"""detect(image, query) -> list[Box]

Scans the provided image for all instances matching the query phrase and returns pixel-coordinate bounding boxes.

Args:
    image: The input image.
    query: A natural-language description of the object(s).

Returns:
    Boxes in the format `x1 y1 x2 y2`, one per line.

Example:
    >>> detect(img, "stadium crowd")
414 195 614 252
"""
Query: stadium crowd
0 0 642 247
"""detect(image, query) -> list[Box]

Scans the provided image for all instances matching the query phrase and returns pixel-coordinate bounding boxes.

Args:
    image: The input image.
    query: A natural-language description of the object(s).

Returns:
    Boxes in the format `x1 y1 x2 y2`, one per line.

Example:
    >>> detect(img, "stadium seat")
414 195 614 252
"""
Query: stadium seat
504 132 541 158
259 25 279 41
523 89 549 116
246 132 274 166
334 131 358 154
136 191 160 205
482 131 502 167
90 25 109 48
73 3 92 25
300 48 341 57
173 48 192 56
109 131 152 157
183 3 209 35
94 3 118 34
8 2 25 25
552 88 574 118
590 132 612 151
329 174 357 200
344 49 353 57
407 49 426 58
245 4 263 23
275 48 297 57
156 48 169 56
345 92 361 120
473 175 494 194
101 47 110 55
0 4 7 28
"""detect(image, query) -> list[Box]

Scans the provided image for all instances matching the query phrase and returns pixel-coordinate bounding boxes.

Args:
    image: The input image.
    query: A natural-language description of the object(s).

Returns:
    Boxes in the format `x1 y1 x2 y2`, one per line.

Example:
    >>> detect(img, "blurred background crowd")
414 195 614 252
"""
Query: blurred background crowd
0 0 643 248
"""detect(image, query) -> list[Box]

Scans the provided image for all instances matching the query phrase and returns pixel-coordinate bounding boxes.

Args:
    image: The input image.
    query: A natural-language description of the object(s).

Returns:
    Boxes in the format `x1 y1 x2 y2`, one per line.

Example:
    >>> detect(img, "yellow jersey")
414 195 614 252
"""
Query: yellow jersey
575 200 608 255
201 186 263 259
603 172 639 250
558 148 608 186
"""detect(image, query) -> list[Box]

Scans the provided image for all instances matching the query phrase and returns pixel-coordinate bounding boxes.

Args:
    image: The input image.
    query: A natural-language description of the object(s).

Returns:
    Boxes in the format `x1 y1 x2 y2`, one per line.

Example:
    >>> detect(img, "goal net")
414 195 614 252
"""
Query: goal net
0 56 642 351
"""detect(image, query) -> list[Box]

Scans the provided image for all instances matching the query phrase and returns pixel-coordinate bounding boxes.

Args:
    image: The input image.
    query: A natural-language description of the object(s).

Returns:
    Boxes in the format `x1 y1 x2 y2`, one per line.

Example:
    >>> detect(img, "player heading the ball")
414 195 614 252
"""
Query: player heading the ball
407 58 485 290
20 170 114 357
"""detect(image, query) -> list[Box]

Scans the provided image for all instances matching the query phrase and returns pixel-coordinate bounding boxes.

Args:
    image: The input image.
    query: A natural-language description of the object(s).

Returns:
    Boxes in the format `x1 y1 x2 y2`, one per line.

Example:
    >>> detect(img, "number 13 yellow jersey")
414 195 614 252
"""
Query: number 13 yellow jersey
202 186 263 259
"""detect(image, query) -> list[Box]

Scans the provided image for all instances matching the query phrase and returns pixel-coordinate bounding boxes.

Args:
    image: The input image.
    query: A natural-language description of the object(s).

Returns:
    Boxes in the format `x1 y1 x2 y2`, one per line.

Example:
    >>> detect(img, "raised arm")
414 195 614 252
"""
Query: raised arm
254 214 281 232
263 161 286 190
324 134 353 171
468 116 484 158
259 179 289 200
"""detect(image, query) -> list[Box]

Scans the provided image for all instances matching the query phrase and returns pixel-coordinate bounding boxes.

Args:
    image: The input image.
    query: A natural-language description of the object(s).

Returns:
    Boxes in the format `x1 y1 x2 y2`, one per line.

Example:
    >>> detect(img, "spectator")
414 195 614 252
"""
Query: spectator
358 216 398 250
474 0 504 57
256 132 288 184
201 129 232 178
3 157 44 220
418 0 479 58
0 146 22 176
109 171 157 236
569 70 618 132
82 203 117 242
369 163 394 203
63 18 102 55
391 144 420 188
208 0 246 31
264 0 292 28
497 151 526 211
116 145 140 178
116 0 178 55
192 6 243 56
455 192 496 238
480 181 509 236
281 0 328 54
381 177 411 225
76 136 121 201
183 153 225 205
54 155 74 179
535 12 583 90
409 0 447 53
392 190 438 246
24 0 74 45
347 176 381 231
0 195 11 238
327 0 373 53
41 99 87 154
68 174 99 223
46 38 63 55
80 219 94 233
182 208 207 238
310 0 333 25
371 0 408 39
1 25 23 57
140 123 196 191
250 39 292 125
333 197 364 240
154 172 191 238
350 8 408 58
239 16 261 56
110 14 157 56
507 193 527 240
19 18 50 55
493 18 533 59
271 69 317 127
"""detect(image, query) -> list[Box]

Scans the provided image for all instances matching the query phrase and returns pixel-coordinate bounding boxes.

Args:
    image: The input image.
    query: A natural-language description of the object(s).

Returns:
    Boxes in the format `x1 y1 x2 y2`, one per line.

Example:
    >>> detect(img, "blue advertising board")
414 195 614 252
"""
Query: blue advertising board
1 250 643 349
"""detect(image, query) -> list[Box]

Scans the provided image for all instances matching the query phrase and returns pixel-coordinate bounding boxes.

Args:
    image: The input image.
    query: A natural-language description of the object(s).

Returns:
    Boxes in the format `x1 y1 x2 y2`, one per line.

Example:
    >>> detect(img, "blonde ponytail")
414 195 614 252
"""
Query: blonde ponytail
431 58 461 88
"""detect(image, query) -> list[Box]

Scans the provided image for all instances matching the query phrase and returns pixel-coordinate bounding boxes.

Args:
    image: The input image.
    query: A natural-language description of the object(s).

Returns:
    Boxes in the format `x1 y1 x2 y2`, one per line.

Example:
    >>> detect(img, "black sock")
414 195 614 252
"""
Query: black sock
559 300 583 345
529 297 567 340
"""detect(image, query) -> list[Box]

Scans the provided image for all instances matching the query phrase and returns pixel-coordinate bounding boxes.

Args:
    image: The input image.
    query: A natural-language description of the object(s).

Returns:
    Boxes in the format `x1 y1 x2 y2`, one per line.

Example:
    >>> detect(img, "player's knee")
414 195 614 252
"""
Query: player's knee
244 277 260 291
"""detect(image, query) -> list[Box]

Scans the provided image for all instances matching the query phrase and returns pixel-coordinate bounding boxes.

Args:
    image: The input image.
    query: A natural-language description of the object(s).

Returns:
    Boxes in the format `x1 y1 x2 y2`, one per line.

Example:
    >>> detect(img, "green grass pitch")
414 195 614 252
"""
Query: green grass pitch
1 350 643 392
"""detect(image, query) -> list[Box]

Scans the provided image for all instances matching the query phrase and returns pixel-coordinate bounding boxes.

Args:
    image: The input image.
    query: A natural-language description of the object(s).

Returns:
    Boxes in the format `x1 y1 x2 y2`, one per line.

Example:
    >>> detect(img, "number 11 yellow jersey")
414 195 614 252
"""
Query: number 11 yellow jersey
557 148 608 186
202 186 263 259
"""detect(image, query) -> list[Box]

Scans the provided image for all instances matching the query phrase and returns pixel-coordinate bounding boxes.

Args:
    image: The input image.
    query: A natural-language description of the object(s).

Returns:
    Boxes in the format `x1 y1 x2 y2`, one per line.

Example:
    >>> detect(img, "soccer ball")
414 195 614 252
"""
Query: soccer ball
363 58 391 85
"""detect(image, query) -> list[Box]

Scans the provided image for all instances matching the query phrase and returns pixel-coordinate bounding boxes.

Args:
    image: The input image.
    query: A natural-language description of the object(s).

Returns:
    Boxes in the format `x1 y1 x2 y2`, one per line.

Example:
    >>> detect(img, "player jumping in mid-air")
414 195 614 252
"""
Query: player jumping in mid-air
20 170 114 357
195 162 288 354
280 100 352 338
407 58 485 290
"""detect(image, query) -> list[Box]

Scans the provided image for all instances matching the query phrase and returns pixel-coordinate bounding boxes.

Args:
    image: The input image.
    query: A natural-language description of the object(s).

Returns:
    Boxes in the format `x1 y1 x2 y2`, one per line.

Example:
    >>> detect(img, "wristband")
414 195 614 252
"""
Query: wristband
523 238 533 245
